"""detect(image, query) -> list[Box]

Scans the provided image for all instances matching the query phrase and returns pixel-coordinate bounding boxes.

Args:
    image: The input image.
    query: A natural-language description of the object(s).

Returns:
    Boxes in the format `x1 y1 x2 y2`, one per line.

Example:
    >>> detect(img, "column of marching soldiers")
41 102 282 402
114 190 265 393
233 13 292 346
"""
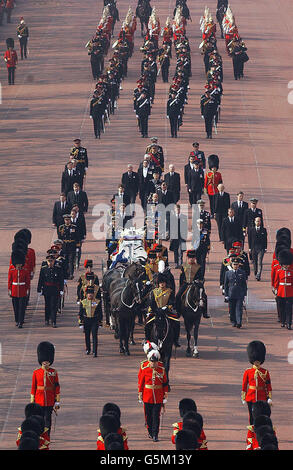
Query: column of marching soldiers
7 0 289 452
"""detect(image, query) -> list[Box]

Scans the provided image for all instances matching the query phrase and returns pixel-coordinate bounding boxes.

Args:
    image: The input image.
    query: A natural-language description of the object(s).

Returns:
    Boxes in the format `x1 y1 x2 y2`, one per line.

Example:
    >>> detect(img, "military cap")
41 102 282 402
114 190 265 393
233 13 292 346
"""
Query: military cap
84 259 93 268
250 198 258 203
197 199 205 205
73 138 81 143
46 255 55 260
63 214 71 219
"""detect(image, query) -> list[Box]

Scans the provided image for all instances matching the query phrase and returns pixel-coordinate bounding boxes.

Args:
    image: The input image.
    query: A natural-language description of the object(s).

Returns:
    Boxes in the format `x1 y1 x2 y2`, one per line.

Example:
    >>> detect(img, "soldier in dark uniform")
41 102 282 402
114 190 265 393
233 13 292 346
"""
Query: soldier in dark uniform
167 92 181 138
17 17 29 60
195 219 210 280
79 286 102 357
70 138 88 180
135 91 151 138
158 43 171 83
37 255 64 327
90 89 105 139
57 214 78 280
200 90 218 139
196 200 211 235
189 142 206 170
224 257 248 328
243 198 263 239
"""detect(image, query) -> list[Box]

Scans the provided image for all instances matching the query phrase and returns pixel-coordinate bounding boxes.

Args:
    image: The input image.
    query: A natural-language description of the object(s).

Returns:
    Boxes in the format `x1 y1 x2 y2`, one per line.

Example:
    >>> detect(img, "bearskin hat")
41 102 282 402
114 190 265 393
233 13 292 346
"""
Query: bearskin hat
247 341 266 365
25 403 44 419
6 37 14 48
14 228 32 245
276 227 291 241
12 240 28 256
99 414 119 439
21 418 42 436
208 154 219 170
277 249 293 266
275 236 291 250
179 398 197 417
104 433 124 450
157 273 167 284
102 403 121 420
175 429 198 450
11 250 26 267
254 415 273 430
18 436 39 450
37 341 55 365
252 400 271 420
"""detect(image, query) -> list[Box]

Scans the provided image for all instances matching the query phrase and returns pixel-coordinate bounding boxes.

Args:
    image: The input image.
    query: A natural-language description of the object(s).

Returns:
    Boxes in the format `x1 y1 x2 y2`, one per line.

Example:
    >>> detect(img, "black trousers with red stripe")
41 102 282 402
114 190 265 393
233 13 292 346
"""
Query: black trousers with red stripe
144 403 162 438
12 297 27 325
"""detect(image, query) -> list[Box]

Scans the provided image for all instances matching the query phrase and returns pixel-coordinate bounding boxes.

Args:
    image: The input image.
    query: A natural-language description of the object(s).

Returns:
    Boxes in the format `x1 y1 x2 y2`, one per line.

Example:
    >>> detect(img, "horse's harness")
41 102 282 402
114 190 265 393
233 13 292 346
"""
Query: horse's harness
185 281 204 313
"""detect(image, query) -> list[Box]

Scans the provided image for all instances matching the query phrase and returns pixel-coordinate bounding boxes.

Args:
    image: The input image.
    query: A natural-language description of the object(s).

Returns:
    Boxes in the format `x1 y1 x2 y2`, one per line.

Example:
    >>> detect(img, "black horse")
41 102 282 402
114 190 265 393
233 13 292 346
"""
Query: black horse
136 0 152 37
173 0 191 21
102 265 125 328
106 1 120 34
216 0 228 39
123 261 146 341
147 308 175 390
109 277 140 355
179 280 206 358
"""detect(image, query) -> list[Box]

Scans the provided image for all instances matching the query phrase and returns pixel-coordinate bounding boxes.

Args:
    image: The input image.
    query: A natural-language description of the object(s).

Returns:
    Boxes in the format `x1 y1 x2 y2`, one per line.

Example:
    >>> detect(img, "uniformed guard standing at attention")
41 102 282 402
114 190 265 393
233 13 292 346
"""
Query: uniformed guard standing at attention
70 138 89 181
138 348 168 442
8 247 30 328
79 286 102 357
241 341 272 425
30 342 60 437
37 255 64 328
4 37 18 85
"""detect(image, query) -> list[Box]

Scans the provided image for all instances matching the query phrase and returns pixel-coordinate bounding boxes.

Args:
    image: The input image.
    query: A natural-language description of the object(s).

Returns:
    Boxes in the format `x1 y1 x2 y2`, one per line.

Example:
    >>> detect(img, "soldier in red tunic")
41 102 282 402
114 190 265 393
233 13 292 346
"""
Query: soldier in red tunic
4 37 18 84
273 249 293 329
96 403 129 450
138 349 168 442
30 342 60 437
16 403 51 450
13 229 36 305
8 248 30 328
204 154 222 218
241 341 272 425
171 398 208 449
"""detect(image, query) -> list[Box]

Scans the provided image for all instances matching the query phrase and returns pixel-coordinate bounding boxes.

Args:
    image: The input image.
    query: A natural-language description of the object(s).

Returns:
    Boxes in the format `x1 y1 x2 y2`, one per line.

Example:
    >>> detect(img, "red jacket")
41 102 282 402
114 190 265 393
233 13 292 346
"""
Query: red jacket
96 427 129 450
5 0 14 7
10 247 36 280
31 367 60 407
242 365 272 403
16 427 50 450
4 49 17 68
8 265 30 297
138 361 168 404
204 171 222 196
171 421 208 449
274 267 293 297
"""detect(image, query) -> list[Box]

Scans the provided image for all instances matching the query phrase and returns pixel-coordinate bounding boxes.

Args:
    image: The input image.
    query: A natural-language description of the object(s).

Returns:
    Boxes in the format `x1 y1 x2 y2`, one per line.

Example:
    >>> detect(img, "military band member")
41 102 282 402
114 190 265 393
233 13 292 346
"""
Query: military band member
57 214 78 279
77 259 100 302
79 286 102 357
167 91 181 138
158 43 171 83
241 341 272 425
200 90 218 139
31 342 60 437
138 349 168 442
37 255 64 328
70 138 88 179
204 155 222 218
17 17 29 59
136 91 151 138
90 89 105 139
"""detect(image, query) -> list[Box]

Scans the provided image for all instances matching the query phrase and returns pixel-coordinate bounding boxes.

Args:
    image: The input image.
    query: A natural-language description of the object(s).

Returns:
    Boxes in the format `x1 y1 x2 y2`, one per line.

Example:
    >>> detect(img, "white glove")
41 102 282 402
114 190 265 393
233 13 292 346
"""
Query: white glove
163 398 167 404
267 398 273 406
37 292 42 298
64 280 67 285
225 297 229 302
146 281 151 285
241 400 246 405
77 301 80 305
201 115 204 119
90 115 93 119
60 291 64 296
79 325 84 330
162 306 167 310
138 399 143 404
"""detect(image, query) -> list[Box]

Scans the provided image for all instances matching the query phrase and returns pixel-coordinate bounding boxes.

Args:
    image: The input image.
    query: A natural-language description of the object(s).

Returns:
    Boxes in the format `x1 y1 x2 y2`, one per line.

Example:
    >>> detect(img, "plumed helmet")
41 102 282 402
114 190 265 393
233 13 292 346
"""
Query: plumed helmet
247 341 266 365
37 342 55 365
147 349 161 361
143 340 159 355
11 250 26 267
208 154 219 170
277 249 293 266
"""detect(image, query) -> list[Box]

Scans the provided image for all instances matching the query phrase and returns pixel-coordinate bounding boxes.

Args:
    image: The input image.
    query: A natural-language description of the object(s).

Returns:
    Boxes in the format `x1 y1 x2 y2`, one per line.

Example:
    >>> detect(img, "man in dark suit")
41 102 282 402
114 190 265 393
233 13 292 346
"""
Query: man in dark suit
52 193 71 229
67 182 88 214
214 184 230 241
113 184 130 208
184 154 197 206
121 164 139 204
70 207 86 268
138 159 154 210
221 208 243 252
224 257 247 328
248 217 267 281
61 161 82 196
164 164 181 203
187 160 204 205
231 191 248 228
157 181 174 207
169 204 188 267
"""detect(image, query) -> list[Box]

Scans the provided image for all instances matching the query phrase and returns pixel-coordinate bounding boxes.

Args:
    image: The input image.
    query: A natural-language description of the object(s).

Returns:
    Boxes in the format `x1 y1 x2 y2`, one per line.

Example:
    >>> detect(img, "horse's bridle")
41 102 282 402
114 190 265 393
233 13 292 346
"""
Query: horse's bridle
186 281 204 313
